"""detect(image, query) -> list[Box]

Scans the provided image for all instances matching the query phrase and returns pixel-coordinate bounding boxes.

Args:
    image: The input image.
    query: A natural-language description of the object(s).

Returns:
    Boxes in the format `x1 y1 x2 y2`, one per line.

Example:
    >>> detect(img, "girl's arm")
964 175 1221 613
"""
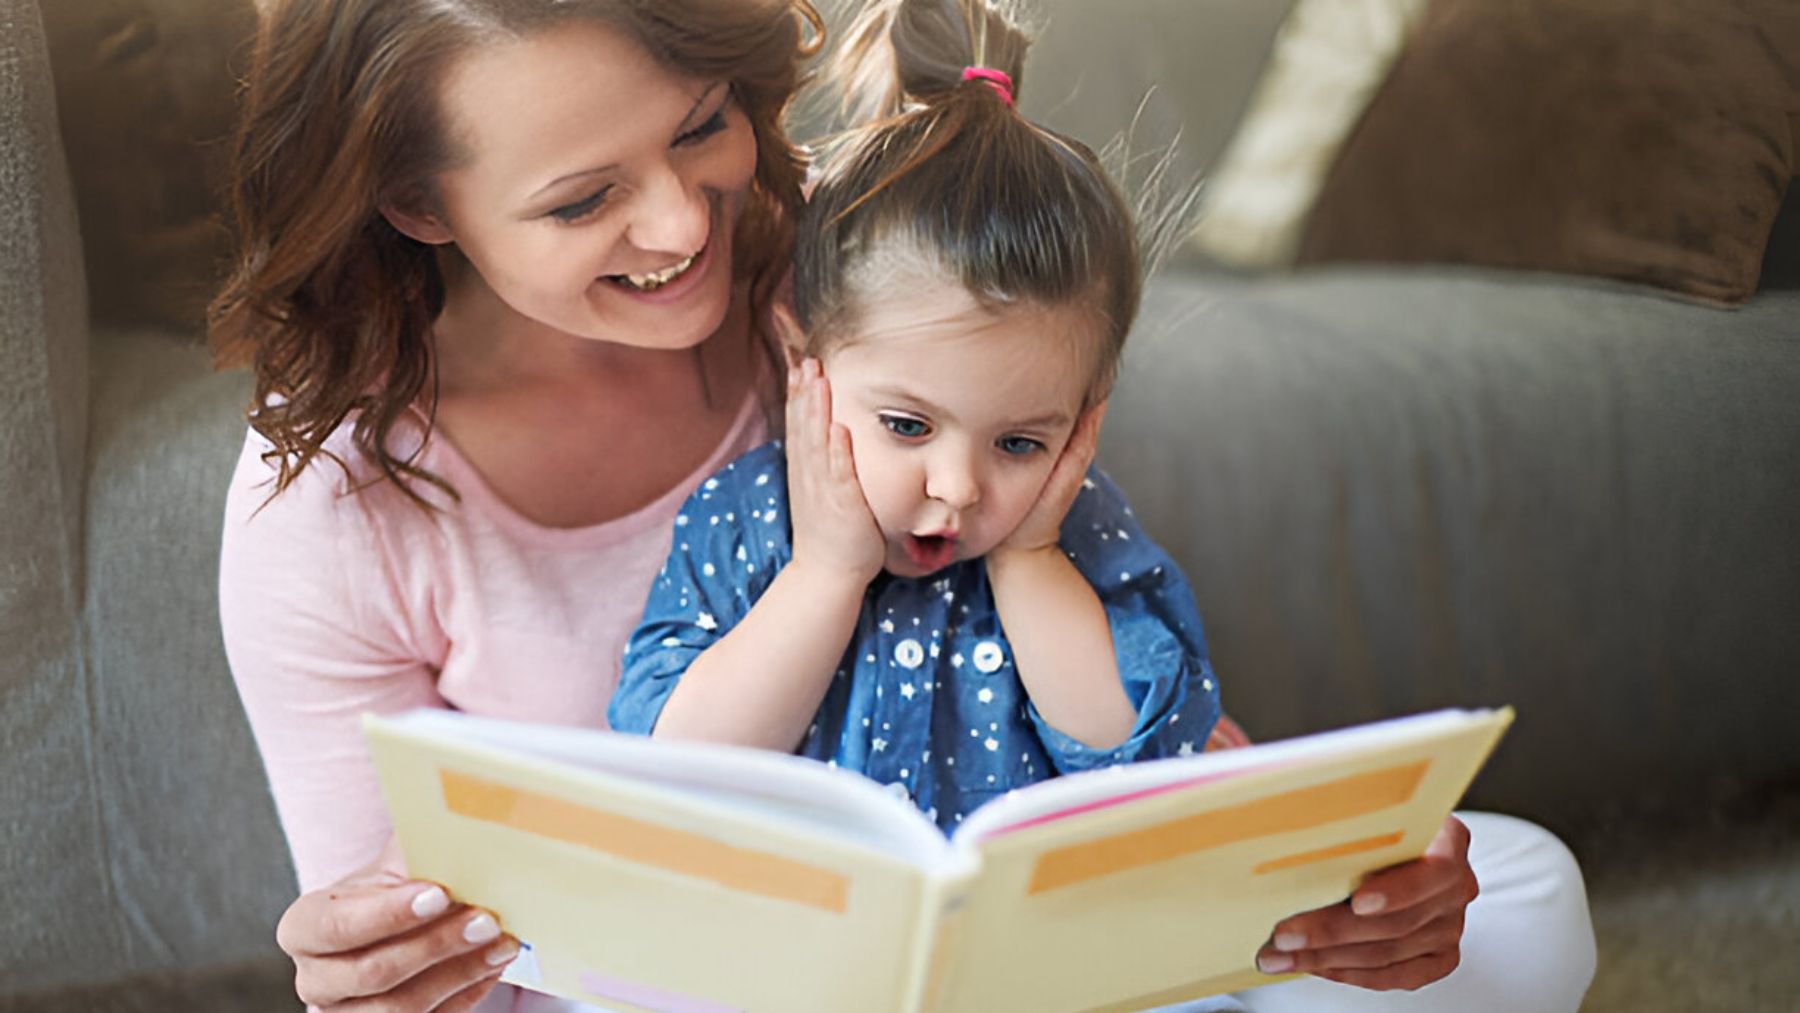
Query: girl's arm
990 404 1223 768
613 359 886 752
987 403 1138 749
986 543 1138 749
651 559 864 750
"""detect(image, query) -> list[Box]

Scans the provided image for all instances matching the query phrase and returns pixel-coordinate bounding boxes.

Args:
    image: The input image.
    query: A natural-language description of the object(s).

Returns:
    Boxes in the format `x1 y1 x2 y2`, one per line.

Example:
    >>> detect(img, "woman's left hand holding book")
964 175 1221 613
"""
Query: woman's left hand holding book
277 836 520 1012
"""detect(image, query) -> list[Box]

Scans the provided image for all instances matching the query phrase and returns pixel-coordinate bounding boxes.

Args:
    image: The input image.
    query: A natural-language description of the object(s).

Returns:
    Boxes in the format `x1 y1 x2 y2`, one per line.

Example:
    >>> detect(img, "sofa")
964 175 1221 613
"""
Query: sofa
3 0 1796 1009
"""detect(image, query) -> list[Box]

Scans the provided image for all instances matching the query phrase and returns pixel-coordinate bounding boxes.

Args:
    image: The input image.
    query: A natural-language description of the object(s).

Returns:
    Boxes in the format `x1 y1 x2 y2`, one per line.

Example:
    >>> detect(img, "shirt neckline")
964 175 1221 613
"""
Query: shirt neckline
421 391 764 550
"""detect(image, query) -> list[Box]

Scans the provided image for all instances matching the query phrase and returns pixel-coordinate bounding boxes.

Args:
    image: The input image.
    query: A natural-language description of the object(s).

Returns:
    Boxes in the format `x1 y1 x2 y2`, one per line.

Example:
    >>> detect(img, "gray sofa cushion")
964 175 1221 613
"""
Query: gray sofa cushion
0 0 111 991
1105 267 1800 822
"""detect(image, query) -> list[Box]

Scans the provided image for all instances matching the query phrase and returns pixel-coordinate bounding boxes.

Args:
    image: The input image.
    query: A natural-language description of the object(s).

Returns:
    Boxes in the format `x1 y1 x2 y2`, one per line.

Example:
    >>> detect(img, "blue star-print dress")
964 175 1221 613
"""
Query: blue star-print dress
608 441 1221 833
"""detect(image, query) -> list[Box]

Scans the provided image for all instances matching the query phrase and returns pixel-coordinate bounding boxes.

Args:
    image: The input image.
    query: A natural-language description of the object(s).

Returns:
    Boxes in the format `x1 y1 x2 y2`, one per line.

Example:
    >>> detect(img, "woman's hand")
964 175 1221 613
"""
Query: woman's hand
1254 815 1478 990
278 838 518 1012
993 401 1107 558
785 357 885 584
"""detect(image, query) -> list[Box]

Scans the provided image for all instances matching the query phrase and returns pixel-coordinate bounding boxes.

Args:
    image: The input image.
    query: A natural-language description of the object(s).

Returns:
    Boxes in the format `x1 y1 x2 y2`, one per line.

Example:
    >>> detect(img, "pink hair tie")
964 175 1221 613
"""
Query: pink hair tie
961 66 1014 107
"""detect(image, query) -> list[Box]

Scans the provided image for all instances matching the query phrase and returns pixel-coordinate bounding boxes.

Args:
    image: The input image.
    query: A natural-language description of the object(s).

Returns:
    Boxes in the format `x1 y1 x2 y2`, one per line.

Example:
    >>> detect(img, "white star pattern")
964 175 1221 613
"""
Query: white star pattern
984 738 999 752
695 612 717 632
1178 741 1195 756
900 683 916 700
977 687 994 704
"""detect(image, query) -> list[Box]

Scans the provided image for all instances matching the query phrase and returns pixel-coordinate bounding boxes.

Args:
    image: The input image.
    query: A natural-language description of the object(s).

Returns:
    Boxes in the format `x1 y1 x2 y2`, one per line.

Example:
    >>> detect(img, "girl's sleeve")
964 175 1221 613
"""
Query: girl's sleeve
219 431 446 893
1028 467 1222 774
609 448 787 734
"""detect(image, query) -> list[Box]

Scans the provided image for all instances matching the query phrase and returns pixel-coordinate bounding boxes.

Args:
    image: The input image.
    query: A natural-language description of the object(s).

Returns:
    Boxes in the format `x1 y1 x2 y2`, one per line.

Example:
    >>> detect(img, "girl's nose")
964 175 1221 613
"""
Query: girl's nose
925 456 981 511
626 162 709 256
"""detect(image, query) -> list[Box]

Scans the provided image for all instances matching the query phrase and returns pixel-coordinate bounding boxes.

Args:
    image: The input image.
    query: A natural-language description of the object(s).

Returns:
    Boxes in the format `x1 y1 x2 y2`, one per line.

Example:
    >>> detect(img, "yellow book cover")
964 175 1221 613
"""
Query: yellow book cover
364 706 1513 1013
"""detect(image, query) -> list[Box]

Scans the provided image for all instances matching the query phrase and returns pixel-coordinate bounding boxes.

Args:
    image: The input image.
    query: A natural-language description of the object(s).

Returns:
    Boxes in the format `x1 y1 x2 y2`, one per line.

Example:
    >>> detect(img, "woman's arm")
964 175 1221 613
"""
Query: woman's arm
221 433 515 1011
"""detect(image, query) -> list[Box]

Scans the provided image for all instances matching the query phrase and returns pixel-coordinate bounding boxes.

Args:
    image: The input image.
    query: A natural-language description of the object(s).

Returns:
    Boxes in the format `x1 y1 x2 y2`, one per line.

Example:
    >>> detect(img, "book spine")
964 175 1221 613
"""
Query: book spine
896 871 979 1013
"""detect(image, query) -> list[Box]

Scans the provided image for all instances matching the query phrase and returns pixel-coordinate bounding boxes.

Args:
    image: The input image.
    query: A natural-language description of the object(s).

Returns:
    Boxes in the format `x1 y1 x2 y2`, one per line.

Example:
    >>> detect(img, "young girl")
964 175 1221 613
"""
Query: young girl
612 2 1593 1011
607 10 1221 830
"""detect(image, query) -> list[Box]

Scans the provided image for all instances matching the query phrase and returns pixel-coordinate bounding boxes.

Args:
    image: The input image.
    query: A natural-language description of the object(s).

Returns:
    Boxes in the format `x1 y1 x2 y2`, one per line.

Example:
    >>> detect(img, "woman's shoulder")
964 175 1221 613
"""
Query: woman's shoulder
222 413 449 559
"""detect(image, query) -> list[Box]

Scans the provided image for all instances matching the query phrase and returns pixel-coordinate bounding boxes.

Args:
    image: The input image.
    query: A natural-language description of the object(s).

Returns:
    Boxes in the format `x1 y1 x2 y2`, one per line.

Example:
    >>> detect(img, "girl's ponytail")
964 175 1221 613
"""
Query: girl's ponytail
828 0 1030 123
797 0 1143 401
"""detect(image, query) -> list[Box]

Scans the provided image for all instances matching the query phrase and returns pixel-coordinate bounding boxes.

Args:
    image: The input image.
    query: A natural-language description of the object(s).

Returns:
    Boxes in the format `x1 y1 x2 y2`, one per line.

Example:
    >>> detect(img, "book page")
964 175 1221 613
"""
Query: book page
936 708 1512 1012
952 708 1498 846
368 710 976 1013
392 710 955 871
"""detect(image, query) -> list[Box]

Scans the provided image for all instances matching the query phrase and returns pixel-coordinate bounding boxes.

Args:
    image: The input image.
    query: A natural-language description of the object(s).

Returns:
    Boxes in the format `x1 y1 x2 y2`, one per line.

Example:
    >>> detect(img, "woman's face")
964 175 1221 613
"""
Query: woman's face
421 20 759 350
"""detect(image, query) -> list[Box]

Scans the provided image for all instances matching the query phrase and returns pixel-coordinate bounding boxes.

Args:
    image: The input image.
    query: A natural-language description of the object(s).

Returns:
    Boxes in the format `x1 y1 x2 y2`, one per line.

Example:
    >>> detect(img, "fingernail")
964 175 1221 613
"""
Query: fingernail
1273 931 1307 952
1257 953 1295 974
485 939 520 966
410 885 449 919
463 913 501 944
1352 892 1387 915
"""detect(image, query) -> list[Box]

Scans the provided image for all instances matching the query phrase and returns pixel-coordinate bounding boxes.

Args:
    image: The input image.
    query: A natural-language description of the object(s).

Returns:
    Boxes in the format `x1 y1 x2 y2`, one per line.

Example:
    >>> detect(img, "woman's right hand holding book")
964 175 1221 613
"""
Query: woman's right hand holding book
277 836 518 1012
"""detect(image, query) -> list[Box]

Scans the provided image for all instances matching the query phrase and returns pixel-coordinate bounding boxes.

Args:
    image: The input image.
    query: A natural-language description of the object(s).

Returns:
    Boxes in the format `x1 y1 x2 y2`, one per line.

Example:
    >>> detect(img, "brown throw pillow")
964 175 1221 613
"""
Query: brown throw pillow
43 0 259 332
1296 0 1800 306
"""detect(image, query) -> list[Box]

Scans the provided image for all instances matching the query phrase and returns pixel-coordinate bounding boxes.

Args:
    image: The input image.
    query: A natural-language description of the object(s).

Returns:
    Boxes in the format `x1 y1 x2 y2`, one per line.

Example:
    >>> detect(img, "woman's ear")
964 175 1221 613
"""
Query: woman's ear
378 192 455 245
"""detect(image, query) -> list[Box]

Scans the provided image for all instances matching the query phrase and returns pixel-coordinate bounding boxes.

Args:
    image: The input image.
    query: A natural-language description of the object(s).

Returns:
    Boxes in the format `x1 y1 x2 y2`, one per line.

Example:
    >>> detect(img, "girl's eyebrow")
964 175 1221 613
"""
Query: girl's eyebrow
526 83 726 201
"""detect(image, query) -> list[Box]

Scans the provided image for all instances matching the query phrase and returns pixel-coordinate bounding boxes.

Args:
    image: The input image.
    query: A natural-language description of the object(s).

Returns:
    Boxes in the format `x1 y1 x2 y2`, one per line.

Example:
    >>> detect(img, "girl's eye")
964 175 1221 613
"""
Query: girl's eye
676 107 728 147
548 187 612 224
880 414 931 439
997 435 1045 457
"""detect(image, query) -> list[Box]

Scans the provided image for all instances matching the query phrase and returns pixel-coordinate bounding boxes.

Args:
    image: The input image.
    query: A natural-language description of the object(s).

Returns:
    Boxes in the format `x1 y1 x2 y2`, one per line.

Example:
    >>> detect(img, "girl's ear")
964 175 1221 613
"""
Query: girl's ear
768 302 808 370
378 193 455 245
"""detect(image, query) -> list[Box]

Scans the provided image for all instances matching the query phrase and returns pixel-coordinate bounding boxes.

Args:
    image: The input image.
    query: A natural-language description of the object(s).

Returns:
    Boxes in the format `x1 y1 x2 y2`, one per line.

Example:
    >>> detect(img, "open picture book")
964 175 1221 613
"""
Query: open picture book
364 706 1513 1013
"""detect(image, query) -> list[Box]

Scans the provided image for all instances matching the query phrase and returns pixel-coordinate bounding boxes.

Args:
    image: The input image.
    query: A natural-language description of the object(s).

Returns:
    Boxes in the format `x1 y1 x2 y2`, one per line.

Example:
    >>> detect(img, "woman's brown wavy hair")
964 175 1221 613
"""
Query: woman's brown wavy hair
210 0 821 506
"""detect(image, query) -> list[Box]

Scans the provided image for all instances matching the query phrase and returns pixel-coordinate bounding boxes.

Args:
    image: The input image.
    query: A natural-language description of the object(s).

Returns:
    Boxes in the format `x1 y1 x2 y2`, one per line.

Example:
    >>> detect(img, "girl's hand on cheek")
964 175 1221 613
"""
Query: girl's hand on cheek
995 401 1107 558
785 358 886 584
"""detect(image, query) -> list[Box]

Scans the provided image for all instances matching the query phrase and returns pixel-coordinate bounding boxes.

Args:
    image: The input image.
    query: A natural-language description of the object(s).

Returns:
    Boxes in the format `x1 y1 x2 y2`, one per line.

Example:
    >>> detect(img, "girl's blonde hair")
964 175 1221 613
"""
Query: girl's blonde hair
210 0 821 505
794 0 1141 401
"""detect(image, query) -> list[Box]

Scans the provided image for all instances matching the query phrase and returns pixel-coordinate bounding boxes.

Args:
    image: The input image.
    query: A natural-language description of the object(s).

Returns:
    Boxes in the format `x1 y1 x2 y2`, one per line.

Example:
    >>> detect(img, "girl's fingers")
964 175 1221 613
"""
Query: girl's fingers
828 421 858 485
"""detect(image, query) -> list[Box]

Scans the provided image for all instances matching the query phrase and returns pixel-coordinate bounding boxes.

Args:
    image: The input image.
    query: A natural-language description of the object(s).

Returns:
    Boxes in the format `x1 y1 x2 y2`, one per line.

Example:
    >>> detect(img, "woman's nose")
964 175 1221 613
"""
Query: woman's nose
626 162 709 256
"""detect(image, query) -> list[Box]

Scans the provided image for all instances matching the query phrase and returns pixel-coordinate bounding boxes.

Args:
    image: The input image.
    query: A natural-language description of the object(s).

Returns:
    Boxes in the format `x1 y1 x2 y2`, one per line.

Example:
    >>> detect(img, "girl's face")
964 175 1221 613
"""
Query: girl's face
417 21 758 349
821 279 1099 579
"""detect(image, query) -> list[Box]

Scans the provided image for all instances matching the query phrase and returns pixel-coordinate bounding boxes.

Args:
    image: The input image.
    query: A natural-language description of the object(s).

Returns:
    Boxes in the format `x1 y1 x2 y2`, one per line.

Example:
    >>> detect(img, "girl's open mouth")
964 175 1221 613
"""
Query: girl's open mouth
903 532 958 574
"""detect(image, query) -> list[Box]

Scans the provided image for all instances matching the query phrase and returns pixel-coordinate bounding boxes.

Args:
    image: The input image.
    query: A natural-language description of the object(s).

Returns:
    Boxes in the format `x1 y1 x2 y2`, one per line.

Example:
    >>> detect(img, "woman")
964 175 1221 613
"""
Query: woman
212 2 1586 1011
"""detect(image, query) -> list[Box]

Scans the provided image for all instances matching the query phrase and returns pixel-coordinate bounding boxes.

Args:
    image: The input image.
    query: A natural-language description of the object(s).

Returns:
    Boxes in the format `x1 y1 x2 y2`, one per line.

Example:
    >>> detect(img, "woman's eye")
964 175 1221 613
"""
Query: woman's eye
676 108 728 147
880 415 930 439
997 435 1045 457
548 187 612 223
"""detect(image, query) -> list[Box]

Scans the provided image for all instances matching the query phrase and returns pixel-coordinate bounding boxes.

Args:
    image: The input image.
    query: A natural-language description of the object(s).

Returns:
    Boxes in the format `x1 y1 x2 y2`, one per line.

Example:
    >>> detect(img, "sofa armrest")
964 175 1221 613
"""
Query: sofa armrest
0 0 116 994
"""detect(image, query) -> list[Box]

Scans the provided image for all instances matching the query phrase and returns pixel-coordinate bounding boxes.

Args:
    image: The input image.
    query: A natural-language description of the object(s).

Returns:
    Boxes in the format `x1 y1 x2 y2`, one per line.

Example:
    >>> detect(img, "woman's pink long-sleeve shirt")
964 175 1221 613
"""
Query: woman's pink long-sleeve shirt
219 399 764 891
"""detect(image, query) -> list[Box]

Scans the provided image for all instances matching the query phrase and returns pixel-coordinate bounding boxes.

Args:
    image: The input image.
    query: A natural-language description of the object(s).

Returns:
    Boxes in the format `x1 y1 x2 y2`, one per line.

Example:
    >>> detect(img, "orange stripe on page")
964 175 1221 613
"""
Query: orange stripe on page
1254 831 1407 874
1027 761 1428 894
438 769 849 914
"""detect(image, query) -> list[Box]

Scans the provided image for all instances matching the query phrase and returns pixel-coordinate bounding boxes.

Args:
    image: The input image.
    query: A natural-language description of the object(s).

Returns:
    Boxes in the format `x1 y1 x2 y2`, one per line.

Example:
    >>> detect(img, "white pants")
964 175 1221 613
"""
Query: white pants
490 812 1596 1013
1154 812 1597 1013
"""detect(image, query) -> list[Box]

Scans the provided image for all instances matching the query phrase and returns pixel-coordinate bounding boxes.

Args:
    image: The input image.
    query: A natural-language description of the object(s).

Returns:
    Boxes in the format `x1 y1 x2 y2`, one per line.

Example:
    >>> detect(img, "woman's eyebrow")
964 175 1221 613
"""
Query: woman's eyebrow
526 84 726 202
